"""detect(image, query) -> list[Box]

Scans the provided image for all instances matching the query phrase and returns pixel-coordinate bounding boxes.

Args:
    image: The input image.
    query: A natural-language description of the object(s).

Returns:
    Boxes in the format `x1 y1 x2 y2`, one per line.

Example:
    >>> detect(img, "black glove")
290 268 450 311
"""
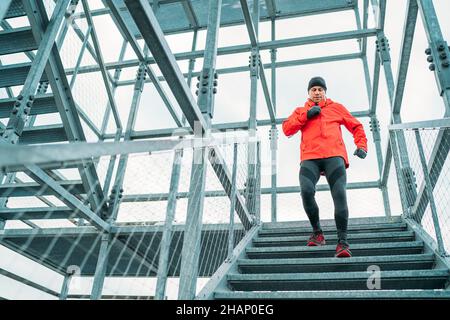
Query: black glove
307 105 321 119
354 148 367 159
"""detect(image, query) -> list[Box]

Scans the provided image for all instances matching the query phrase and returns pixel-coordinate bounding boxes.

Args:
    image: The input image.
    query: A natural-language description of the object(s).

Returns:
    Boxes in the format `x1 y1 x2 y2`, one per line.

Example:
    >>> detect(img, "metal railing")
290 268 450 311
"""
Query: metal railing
0 135 260 299
389 118 450 256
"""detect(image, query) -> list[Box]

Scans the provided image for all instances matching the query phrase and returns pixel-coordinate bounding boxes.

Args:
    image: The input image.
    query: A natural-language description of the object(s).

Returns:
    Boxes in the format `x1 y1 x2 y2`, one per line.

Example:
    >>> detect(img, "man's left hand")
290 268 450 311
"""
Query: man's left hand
354 148 367 159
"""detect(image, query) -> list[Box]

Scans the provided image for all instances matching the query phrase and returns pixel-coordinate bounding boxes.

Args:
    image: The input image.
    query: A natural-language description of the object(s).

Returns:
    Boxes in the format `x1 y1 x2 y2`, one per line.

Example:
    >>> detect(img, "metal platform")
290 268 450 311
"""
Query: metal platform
106 0 356 36
0 223 246 277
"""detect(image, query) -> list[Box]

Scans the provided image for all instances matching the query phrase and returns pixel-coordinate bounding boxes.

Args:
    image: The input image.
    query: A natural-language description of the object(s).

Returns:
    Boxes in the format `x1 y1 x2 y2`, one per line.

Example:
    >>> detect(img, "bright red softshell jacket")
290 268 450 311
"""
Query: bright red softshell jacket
282 98 368 169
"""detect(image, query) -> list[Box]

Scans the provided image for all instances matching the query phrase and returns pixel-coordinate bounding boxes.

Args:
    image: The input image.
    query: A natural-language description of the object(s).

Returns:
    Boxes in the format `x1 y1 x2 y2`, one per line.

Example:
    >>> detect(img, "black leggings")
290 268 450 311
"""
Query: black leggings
299 156 348 242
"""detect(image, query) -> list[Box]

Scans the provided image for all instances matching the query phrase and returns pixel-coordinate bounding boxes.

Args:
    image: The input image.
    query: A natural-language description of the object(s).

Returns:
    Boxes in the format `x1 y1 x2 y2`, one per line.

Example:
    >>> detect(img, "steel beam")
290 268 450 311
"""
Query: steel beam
120 181 381 202
90 234 110 299
114 53 362 87
66 30 376 77
155 149 182 300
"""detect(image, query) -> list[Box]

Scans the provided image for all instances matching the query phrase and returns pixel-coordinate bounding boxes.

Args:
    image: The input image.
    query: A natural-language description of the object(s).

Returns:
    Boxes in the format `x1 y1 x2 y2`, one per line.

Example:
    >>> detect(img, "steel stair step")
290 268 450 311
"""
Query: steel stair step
258 222 407 237
0 63 47 88
245 241 424 259
214 289 450 300
0 181 85 197
0 207 75 220
253 231 415 247
0 124 67 144
227 269 450 291
0 27 37 55
237 253 435 274
0 94 58 118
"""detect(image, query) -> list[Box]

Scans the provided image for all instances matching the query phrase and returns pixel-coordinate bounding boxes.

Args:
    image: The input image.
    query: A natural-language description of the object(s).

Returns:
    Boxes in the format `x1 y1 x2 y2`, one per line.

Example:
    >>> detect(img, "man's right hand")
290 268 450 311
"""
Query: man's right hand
307 106 321 119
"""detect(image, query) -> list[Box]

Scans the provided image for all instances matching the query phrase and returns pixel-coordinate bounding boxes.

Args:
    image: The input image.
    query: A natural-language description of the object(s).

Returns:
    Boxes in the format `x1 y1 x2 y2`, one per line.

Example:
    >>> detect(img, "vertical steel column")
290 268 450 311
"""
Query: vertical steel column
402 0 450 225
59 268 76 300
414 129 447 256
417 0 450 114
154 149 183 300
106 62 148 223
255 140 261 223
178 0 222 300
90 234 110 300
101 40 128 198
155 31 197 300
376 27 417 212
270 18 277 222
246 0 260 218
388 130 411 217
370 115 391 216
227 143 238 259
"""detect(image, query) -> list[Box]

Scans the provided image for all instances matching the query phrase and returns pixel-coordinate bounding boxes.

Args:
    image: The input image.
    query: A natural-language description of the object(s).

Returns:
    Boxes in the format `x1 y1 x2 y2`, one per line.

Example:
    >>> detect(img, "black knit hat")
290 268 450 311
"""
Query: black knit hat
308 76 327 91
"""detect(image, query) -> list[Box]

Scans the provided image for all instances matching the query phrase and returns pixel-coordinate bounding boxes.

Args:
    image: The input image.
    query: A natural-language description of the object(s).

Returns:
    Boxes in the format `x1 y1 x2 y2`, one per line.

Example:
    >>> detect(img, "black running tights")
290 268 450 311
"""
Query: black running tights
299 156 348 242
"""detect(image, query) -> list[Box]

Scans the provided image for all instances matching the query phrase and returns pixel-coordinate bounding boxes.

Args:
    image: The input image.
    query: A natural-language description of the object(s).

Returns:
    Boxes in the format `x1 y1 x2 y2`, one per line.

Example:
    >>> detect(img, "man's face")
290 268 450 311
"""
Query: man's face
308 86 326 103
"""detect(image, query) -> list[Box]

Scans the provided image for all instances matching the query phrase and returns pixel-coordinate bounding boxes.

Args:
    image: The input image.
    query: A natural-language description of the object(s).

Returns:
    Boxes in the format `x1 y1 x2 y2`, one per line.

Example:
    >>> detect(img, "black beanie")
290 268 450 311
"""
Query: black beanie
308 76 327 91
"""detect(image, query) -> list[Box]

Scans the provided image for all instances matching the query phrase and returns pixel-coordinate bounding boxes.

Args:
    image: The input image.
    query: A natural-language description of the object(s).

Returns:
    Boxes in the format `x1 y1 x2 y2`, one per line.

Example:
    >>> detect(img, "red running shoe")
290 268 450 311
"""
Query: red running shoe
307 232 326 246
335 242 352 258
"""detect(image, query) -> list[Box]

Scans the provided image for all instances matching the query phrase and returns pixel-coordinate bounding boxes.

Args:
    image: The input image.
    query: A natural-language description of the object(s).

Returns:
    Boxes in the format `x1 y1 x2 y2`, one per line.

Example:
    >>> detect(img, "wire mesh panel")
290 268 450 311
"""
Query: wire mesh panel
390 125 450 254
0 138 253 299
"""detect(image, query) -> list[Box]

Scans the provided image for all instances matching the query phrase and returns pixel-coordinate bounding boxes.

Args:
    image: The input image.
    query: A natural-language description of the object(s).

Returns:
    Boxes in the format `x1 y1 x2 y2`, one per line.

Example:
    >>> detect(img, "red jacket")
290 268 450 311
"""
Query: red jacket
282 98 368 169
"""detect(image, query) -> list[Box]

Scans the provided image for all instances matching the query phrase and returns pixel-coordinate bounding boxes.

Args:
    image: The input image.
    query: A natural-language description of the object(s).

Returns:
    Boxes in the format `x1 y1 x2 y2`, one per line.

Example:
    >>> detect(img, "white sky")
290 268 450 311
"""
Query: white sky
0 0 449 299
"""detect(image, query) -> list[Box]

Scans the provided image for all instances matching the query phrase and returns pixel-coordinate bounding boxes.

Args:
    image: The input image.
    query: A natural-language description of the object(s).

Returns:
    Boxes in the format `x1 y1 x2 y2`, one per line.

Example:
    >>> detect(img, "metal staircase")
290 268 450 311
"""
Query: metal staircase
1 0 450 300
0 0 107 224
212 216 450 299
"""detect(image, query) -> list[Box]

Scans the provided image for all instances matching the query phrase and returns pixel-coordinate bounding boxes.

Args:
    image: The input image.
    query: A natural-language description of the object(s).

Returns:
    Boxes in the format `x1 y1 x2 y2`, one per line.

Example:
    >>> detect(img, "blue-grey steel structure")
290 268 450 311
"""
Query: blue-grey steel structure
0 0 449 299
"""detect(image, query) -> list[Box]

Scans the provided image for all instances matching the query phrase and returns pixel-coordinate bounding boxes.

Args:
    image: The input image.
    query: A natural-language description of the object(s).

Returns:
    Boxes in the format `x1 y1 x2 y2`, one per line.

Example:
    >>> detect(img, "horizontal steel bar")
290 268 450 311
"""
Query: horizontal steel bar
0 207 75 220
121 181 381 202
0 124 68 145
103 111 371 140
0 27 37 55
0 94 58 118
0 180 84 197
389 118 450 130
66 30 375 76
115 53 363 87
0 136 251 168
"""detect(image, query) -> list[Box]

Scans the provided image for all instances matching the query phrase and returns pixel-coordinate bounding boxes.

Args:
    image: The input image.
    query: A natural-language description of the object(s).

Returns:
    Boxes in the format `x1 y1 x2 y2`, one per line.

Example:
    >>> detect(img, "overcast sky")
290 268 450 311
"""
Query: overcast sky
0 0 449 299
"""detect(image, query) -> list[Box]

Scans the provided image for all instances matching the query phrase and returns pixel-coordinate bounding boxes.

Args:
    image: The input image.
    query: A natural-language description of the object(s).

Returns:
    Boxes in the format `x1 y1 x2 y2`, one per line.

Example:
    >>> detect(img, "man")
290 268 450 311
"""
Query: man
282 76 368 258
